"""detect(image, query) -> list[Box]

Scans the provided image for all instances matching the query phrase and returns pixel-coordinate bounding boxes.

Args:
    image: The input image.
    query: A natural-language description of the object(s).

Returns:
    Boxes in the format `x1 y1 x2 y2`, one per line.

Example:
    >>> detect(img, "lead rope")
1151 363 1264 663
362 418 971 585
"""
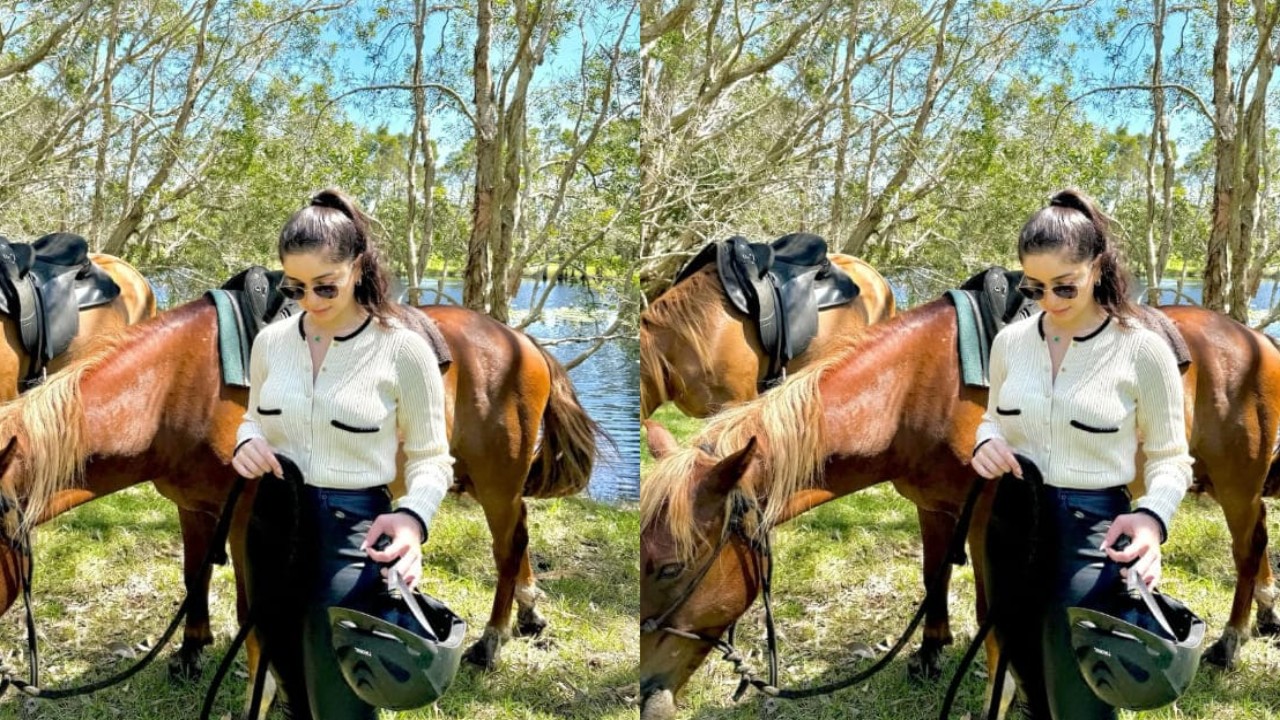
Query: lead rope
687 476 988 702
0 474 247 702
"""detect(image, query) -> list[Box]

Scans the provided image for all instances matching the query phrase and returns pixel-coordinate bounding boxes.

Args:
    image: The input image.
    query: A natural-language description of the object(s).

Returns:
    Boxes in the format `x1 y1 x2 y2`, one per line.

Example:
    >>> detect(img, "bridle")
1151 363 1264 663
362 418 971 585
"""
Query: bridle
642 476 989 704
0 475 247 707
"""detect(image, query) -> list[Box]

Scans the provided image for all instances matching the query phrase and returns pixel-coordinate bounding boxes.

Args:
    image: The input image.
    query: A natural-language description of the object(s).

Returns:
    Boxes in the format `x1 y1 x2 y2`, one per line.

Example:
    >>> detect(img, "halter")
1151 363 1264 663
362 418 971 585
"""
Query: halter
643 475 989 704
0 475 247 706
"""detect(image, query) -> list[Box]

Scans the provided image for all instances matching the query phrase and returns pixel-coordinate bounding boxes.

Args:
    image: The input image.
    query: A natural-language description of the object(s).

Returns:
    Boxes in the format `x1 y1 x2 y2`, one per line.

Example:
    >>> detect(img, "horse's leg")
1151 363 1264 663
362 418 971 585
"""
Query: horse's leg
1204 489 1268 669
168 507 217 679
1254 513 1280 636
463 490 531 670
907 505 955 680
968 488 1015 720
514 545 548 637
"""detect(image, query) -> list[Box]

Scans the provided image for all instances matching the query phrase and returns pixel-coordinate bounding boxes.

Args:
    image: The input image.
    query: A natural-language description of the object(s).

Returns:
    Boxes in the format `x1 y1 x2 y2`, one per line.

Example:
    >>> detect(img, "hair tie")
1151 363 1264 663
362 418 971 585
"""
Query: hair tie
310 191 354 222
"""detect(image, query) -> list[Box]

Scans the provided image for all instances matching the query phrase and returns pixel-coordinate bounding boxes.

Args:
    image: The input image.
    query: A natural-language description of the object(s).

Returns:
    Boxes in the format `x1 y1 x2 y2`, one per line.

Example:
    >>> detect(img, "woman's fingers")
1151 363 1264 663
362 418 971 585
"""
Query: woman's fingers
233 440 282 479
1001 447 1022 478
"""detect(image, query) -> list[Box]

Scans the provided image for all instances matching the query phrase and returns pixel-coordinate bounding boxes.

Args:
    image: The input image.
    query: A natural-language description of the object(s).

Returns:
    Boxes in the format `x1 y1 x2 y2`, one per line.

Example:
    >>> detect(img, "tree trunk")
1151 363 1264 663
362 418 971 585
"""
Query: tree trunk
1143 0 1168 306
1203 0 1236 313
405 0 427 307
464 0 496 312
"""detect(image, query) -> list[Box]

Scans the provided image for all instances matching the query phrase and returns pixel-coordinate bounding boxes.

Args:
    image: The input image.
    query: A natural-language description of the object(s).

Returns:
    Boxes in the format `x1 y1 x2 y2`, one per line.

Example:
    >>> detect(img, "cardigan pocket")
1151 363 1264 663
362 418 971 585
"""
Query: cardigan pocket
1070 419 1120 434
331 419 379 434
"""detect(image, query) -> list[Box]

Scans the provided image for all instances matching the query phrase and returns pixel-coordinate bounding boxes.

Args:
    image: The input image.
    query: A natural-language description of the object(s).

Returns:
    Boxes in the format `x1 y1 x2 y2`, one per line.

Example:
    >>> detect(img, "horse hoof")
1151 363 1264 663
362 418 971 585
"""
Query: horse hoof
906 643 942 681
515 607 548 637
1256 609 1280 637
463 640 499 671
1203 634 1239 670
167 649 202 681
463 627 506 671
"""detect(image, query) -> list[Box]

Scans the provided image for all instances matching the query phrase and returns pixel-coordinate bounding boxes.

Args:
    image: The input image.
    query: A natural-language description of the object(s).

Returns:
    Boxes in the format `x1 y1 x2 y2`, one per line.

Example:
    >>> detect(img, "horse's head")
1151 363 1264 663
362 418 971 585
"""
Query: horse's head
640 421 767 719
639 268 751 419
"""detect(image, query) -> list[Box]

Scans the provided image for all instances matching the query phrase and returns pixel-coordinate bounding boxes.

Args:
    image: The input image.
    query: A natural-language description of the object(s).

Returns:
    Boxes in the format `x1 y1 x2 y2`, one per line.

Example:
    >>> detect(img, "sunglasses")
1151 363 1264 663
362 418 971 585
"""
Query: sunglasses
279 283 341 301
1016 282 1080 301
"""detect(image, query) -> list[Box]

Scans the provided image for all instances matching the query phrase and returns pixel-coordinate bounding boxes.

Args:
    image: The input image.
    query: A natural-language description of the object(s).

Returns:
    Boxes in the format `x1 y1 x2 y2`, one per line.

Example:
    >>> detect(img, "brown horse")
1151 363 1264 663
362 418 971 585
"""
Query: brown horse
639 299 1280 719
640 254 896 418
0 297 598 713
0 253 156 399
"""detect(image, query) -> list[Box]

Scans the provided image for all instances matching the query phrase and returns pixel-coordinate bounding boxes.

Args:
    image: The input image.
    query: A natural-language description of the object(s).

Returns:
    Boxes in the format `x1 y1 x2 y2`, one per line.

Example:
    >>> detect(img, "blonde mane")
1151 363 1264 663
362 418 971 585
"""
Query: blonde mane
641 327 871 564
641 268 724 379
0 327 140 533
640 299 947 564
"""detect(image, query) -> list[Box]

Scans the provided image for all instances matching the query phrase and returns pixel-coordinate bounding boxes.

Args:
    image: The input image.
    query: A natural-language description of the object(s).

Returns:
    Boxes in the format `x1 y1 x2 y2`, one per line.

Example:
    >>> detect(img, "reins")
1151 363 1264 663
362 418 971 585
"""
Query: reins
646 475 989 702
0 474 247 704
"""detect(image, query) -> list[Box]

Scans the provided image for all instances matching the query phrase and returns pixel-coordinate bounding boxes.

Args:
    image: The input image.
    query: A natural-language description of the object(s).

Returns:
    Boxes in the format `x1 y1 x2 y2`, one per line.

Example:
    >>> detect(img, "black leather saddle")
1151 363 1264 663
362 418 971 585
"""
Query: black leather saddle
0 233 122 390
958 266 1037 342
218 265 300 347
673 233 861 389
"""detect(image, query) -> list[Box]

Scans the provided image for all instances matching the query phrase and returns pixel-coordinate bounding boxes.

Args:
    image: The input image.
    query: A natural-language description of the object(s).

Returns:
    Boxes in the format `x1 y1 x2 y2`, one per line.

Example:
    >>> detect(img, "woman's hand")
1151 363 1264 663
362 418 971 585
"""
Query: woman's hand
1101 512 1164 588
232 438 283 479
972 438 1023 480
362 512 426 588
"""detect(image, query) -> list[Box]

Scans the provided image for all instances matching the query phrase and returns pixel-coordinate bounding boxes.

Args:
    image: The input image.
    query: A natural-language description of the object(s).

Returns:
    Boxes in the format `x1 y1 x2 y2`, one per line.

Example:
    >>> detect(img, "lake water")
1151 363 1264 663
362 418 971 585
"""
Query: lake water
417 278 639 504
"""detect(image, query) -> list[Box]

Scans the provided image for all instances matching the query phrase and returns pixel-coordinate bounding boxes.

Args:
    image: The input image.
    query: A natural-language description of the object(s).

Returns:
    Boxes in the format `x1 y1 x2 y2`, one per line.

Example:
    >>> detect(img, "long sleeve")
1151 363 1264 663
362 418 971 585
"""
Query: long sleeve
234 331 268 451
1132 333 1193 534
974 329 1010 452
392 331 454 535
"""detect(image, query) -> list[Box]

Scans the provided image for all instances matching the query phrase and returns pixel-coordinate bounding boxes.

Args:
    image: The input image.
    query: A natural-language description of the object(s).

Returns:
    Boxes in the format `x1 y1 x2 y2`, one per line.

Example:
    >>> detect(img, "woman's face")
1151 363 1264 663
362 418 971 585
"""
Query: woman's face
1020 249 1101 327
281 249 362 328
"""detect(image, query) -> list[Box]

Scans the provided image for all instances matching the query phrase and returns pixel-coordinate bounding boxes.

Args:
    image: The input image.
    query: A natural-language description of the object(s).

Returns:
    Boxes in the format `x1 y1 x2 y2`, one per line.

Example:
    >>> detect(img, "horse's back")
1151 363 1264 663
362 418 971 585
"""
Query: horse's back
416 305 551 472
830 253 896 323
1158 305 1280 464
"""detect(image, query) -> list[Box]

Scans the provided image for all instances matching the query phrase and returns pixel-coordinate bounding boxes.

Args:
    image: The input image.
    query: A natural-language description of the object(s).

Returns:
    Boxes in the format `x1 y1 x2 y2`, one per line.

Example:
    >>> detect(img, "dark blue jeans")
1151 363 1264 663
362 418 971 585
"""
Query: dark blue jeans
985 480 1129 720
298 484 390 720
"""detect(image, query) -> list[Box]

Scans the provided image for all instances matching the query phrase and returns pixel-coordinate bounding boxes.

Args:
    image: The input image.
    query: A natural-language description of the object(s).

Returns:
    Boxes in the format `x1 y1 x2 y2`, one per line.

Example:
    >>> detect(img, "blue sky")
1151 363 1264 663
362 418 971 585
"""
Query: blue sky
326 1 637 158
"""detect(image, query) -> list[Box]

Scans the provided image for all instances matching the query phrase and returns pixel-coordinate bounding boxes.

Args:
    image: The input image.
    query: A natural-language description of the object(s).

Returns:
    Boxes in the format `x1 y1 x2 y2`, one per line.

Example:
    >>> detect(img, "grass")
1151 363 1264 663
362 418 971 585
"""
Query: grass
643 405 1280 720
0 487 638 719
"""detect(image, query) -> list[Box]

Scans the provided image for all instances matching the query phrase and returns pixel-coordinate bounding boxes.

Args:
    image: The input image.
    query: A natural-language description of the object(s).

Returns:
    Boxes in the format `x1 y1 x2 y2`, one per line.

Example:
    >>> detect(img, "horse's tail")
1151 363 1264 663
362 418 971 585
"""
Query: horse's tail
523 345 601 498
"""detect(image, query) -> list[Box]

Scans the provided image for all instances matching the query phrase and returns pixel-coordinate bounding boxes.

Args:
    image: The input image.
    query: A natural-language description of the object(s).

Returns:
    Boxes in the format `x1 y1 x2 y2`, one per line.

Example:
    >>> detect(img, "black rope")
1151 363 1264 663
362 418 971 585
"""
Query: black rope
2 474 247 700
768 476 987 700
199 616 259 720
938 613 996 718
938 462 1045 719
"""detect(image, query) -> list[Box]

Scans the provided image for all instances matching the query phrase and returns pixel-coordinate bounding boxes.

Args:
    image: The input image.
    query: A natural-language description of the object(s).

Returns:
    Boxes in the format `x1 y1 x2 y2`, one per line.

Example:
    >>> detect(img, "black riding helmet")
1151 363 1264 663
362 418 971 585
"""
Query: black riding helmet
329 570 467 710
1068 587 1206 710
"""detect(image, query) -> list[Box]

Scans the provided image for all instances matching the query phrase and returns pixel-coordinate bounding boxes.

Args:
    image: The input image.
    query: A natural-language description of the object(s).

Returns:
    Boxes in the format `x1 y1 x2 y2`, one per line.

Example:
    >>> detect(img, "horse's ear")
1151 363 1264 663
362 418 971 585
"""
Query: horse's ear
704 437 759 498
643 420 679 459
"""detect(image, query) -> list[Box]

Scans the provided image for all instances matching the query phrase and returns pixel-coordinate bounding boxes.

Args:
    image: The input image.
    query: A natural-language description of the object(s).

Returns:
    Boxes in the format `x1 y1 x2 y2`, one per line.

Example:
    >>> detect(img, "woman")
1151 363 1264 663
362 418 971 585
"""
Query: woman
971 189 1194 718
232 188 454 718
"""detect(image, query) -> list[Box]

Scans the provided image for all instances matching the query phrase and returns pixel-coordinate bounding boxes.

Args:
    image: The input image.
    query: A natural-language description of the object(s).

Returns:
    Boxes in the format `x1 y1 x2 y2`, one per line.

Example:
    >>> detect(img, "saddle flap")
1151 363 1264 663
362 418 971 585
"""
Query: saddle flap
715 237 767 316
31 233 90 269
768 232 828 269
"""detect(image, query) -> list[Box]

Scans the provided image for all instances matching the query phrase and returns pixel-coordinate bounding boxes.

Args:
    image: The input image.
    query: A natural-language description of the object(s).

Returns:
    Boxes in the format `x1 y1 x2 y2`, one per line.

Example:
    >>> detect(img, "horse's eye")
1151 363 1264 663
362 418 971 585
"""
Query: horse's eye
657 563 684 581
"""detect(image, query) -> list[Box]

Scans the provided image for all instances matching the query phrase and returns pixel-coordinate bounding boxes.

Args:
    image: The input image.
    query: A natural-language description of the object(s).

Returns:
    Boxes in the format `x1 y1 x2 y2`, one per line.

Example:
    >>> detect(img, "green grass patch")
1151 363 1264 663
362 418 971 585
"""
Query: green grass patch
0 486 637 719
647 404 1280 719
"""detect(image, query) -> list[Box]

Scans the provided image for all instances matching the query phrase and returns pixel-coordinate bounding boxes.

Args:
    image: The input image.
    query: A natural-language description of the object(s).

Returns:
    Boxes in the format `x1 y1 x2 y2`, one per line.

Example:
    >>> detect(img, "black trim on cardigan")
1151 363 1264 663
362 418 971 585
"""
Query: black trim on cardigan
331 419 379 434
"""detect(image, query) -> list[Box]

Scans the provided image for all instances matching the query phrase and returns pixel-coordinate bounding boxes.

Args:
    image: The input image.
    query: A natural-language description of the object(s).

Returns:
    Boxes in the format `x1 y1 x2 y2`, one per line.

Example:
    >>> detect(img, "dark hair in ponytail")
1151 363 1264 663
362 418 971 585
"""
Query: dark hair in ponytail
1017 188 1139 320
278 188 405 325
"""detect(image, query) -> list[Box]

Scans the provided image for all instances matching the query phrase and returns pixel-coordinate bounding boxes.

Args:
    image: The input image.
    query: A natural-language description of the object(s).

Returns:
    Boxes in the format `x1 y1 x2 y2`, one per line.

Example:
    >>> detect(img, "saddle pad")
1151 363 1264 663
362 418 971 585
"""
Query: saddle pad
1136 306 1192 368
947 289 989 388
401 308 453 369
208 289 250 387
